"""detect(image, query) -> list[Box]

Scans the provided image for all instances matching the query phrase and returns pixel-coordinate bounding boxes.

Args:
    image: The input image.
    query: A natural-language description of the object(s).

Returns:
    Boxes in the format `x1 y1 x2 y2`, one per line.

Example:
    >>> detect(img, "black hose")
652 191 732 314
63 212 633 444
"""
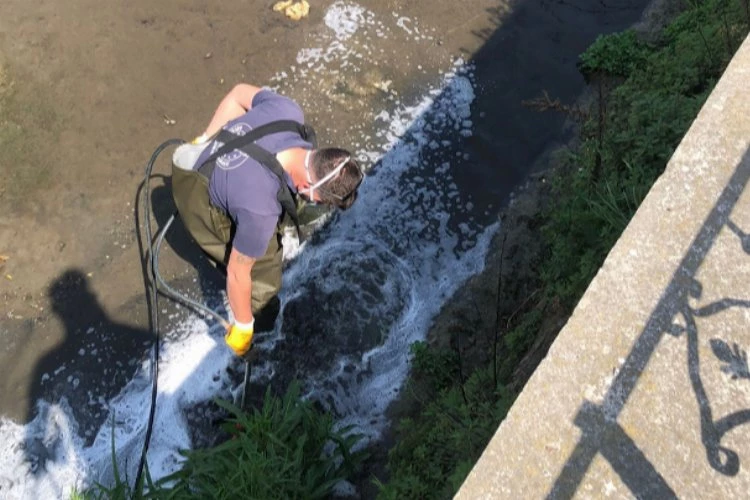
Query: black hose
134 140 246 496
133 138 183 496
152 215 230 328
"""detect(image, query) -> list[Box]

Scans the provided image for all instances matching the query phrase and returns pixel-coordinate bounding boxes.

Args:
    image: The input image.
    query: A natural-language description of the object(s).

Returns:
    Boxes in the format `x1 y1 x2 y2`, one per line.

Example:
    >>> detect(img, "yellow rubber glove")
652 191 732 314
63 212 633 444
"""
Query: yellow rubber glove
191 133 209 145
225 320 254 356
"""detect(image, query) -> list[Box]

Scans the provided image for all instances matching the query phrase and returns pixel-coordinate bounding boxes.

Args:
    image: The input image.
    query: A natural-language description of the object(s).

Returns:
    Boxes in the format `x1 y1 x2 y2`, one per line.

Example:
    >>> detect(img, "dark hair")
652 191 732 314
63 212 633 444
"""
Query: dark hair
311 147 364 210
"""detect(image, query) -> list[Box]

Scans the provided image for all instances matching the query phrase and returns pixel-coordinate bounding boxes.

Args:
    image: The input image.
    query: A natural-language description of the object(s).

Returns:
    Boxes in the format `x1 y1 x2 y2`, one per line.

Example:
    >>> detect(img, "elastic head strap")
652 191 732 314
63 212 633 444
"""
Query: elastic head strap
306 154 350 201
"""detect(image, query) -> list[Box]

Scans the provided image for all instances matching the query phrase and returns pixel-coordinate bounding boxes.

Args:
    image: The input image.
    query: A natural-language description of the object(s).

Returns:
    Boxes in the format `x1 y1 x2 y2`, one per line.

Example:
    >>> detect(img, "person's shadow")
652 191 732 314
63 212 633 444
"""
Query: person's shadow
16 162 283 485
22 270 153 473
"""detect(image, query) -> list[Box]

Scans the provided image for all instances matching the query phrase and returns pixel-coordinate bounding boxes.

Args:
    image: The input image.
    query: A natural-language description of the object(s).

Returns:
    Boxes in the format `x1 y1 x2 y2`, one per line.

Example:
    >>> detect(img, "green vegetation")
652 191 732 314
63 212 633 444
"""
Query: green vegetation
79 382 365 499
543 0 748 306
376 342 515 499
377 0 750 498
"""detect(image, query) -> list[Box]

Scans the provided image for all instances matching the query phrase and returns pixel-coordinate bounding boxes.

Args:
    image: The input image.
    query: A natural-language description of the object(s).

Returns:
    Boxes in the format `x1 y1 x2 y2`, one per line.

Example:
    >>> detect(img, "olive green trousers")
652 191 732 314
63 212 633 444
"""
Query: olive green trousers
171 163 283 316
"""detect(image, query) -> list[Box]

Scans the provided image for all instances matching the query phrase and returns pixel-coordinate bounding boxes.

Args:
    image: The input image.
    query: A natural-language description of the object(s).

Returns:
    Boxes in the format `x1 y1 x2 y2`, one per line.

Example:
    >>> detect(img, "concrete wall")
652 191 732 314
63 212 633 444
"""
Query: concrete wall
457 34 750 499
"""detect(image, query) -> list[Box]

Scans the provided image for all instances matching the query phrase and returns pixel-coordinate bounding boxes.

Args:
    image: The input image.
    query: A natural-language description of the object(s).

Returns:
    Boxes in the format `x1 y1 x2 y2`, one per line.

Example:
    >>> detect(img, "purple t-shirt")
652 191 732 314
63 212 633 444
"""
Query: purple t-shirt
196 89 313 257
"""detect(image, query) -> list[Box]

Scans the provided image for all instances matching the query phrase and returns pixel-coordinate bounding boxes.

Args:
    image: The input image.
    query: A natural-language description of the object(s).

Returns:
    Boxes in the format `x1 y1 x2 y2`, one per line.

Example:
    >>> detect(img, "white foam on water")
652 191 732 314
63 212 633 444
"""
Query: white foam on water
324 2 367 40
0 319 235 499
0 3 498 497
274 61 497 441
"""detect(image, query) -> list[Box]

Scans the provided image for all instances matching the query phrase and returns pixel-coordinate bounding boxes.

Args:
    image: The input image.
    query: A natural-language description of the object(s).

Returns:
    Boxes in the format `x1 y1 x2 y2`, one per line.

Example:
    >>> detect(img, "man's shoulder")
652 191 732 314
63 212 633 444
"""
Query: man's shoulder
253 88 299 106
252 89 303 116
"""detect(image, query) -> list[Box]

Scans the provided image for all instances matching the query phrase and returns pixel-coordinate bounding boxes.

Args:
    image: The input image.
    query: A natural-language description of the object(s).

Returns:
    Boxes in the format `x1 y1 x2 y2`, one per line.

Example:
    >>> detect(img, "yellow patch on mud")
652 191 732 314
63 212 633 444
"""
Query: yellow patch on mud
272 0 310 21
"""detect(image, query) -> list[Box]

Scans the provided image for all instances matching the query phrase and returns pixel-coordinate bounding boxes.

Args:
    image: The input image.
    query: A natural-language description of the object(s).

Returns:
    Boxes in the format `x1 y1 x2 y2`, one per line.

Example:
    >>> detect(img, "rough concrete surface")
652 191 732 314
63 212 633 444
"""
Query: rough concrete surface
457 34 750 499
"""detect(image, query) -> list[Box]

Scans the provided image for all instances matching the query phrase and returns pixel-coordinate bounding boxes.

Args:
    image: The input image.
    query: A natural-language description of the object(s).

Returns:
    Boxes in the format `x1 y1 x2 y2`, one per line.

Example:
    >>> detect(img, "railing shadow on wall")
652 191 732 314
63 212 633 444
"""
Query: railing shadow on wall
548 146 750 499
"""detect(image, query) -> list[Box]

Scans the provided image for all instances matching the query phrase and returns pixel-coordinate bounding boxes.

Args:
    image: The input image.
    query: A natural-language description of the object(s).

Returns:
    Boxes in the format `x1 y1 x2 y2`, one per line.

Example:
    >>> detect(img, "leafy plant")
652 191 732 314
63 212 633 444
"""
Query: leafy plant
410 341 460 393
80 382 364 499
541 0 747 307
378 366 515 499
152 382 365 499
578 30 649 80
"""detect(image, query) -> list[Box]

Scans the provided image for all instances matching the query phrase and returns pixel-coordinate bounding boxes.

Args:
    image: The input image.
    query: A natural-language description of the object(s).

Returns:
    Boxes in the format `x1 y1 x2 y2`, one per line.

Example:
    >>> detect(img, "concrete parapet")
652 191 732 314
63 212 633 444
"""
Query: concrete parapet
457 34 750 499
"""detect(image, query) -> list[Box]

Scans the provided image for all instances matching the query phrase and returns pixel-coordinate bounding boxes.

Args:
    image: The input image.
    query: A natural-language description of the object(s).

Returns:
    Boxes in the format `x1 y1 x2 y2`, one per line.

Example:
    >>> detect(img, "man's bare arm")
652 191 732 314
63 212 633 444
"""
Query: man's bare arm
203 83 263 138
226 246 256 324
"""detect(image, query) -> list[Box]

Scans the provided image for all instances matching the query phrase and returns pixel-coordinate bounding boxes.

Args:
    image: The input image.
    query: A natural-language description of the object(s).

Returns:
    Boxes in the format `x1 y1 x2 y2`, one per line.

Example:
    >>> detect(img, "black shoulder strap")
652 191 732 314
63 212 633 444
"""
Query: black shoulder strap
197 119 317 238
201 120 316 167
236 143 302 237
